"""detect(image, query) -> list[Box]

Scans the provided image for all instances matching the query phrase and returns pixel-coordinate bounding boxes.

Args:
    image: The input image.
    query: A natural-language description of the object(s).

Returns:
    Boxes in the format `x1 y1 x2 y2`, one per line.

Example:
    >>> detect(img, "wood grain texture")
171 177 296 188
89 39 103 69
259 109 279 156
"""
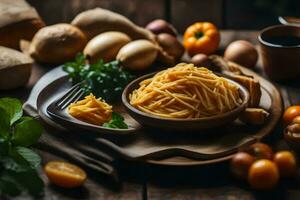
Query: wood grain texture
27 0 164 26
8 150 144 200
2 31 300 200
171 0 222 33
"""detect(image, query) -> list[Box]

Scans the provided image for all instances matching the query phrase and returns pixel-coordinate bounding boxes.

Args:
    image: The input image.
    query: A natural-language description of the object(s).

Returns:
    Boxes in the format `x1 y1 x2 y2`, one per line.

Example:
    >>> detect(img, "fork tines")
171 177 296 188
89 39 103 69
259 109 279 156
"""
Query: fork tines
55 83 85 110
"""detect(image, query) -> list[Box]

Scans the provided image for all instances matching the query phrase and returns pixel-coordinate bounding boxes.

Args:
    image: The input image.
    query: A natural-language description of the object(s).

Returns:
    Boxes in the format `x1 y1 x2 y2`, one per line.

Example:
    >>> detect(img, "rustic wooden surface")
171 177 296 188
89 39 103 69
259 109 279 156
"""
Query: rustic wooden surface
2 31 300 200
25 0 291 31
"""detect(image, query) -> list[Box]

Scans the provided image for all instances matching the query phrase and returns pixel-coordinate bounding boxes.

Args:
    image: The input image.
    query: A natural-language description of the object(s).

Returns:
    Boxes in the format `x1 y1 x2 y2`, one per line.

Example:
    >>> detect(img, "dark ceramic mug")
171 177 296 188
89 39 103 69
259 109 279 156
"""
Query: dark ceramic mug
259 25 300 80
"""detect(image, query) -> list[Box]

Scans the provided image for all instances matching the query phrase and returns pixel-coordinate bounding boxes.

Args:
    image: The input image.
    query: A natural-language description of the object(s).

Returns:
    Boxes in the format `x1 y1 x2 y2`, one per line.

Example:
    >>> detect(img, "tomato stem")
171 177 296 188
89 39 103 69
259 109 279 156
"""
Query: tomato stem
194 32 204 39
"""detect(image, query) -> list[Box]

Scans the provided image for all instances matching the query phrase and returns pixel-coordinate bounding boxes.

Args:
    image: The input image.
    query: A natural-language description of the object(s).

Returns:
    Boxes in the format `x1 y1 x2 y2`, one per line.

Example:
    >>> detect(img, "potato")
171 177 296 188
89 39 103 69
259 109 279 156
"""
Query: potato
156 33 184 60
116 40 158 70
146 19 178 36
84 32 131 63
191 54 210 67
0 0 45 49
24 23 87 64
0 46 32 90
224 40 258 68
71 8 156 42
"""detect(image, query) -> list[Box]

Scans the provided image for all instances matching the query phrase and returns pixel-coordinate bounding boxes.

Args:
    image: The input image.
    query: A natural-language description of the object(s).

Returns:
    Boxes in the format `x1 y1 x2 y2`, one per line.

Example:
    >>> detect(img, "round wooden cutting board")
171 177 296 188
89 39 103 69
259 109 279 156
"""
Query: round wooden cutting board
36 62 282 167
146 63 283 166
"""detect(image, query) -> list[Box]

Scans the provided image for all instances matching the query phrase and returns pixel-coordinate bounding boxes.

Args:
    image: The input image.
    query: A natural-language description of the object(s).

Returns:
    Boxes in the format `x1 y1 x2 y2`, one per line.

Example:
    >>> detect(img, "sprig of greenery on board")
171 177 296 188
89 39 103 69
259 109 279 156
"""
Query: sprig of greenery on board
63 53 135 103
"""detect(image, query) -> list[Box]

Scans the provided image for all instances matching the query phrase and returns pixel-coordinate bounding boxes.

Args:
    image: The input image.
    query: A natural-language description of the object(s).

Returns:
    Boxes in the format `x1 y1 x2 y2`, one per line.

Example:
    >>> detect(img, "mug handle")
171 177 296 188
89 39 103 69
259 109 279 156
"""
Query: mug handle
278 16 300 26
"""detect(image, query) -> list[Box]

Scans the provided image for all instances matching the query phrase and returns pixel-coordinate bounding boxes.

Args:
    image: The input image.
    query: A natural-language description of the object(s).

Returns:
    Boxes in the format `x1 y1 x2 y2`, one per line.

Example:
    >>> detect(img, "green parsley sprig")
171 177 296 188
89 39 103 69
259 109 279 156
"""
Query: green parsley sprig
103 112 128 129
63 53 134 103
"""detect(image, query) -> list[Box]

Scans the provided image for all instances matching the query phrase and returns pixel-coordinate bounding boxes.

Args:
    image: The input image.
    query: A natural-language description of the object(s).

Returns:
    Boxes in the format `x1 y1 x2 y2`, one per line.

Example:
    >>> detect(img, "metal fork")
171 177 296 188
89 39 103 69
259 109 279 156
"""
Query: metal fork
54 82 85 110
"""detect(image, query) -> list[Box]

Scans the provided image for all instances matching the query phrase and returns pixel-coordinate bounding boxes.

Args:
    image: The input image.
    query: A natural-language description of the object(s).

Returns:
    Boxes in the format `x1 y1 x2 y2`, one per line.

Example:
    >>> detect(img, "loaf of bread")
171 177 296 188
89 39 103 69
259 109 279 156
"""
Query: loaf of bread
0 46 33 90
0 0 45 49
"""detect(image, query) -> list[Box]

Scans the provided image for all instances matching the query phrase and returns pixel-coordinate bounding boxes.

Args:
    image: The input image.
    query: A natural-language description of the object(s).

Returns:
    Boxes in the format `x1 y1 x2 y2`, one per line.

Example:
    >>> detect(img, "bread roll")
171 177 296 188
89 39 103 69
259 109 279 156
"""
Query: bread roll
0 46 32 90
27 24 87 64
0 0 45 49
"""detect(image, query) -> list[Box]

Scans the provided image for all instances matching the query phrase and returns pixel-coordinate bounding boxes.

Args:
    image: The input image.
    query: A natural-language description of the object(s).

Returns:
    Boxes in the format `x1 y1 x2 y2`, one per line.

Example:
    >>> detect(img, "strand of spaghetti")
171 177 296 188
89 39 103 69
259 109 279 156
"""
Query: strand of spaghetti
164 90 199 111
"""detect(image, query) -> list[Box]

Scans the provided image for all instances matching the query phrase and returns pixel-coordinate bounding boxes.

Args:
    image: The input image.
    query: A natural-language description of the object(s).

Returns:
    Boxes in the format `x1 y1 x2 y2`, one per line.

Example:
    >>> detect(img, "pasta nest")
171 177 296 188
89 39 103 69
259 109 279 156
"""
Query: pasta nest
129 63 242 119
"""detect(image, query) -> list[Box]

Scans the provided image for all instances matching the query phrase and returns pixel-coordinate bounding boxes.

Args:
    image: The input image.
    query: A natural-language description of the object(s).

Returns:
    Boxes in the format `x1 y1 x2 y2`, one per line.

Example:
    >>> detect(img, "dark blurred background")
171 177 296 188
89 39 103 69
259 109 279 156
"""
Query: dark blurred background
27 0 300 32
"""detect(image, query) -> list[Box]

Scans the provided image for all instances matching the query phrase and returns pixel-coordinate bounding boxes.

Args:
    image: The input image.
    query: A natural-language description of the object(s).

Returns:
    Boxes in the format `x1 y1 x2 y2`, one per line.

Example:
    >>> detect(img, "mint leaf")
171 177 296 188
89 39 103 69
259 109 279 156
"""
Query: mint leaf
11 169 44 196
0 173 22 196
103 112 128 129
15 147 41 169
12 117 43 147
1 169 44 197
0 98 23 125
0 97 44 197
1 157 30 173
0 108 10 138
0 137 9 157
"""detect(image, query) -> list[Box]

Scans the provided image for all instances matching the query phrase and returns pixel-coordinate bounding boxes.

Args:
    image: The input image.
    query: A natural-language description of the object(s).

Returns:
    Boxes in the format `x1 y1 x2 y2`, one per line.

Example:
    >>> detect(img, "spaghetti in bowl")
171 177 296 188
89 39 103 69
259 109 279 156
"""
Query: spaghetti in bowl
122 63 250 130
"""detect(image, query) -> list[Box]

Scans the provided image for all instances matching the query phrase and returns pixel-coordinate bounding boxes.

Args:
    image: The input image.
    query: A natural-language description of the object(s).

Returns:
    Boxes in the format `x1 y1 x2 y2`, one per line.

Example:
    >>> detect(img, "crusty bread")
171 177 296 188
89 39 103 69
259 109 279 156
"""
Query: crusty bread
0 0 45 49
0 46 33 90
27 24 87 64
208 55 262 107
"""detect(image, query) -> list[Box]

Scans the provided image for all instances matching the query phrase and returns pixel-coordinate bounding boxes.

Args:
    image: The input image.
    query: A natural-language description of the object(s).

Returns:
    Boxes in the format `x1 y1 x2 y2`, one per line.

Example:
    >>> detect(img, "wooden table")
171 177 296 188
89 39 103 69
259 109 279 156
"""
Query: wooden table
2 31 300 200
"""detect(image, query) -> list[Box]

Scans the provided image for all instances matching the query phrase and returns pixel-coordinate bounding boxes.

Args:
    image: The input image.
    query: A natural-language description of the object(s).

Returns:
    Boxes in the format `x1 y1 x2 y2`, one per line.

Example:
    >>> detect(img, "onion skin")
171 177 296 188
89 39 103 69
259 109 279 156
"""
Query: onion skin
224 40 258 68
157 33 184 60
146 19 178 36
83 31 131 63
116 40 158 71
191 54 210 67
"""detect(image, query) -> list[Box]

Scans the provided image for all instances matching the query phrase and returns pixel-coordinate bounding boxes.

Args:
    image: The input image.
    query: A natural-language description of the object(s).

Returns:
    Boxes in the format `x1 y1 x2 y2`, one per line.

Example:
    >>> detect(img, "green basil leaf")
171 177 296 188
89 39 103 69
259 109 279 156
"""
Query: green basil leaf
12 117 43 147
15 147 41 169
0 108 10 138
0 98 23 125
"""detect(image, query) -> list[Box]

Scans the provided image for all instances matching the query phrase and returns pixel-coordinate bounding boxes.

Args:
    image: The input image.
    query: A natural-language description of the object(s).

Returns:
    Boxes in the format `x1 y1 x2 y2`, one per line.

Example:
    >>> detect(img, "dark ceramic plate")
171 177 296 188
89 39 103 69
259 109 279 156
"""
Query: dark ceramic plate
46 82 141 135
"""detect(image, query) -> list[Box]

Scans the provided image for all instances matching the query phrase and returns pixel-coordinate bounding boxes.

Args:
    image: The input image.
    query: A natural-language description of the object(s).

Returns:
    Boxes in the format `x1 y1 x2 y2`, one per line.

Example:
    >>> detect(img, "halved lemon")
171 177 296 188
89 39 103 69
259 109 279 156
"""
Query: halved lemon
44 161 87 188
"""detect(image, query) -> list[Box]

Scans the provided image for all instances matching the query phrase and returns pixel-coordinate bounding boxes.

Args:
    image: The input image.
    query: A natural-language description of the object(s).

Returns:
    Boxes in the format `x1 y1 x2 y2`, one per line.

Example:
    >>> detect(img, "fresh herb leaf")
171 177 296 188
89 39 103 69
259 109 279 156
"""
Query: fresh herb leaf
1 169 44 197
0 108 10 138
12 117 43 147
0 98 23 125
0 173 22 196
0 97 44 197
103 112 128 129
63 53 134 103
15 147 41 169
0 138 9 158
1 156 30 173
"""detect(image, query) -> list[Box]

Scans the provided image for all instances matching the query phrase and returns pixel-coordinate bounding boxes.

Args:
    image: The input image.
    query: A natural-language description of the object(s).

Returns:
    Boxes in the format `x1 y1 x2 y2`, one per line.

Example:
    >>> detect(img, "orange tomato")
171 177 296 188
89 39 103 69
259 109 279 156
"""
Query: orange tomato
44 161 87 188
248 159 279 190
183 22 220 56
273 151 297 178
246 142 274 160
283 106 300 126
292 115 300 125
231 152 255 180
